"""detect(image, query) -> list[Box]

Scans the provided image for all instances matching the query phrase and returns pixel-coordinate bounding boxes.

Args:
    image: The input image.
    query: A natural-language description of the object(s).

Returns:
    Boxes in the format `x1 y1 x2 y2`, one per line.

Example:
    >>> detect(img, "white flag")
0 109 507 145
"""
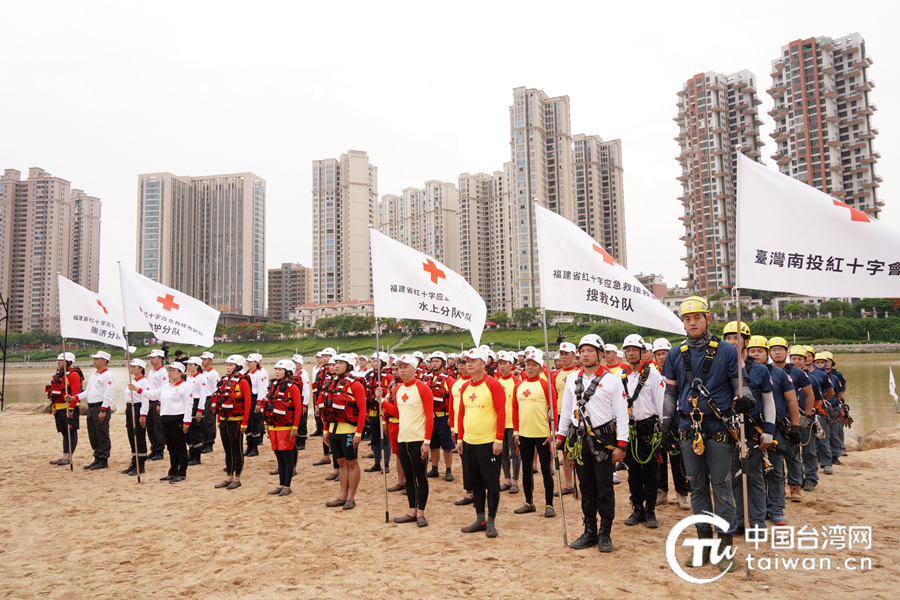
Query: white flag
890 367 898 404
535 205 685 334
737 153 900 295
118 264 220 348
57 274 128 350
370 229 486 347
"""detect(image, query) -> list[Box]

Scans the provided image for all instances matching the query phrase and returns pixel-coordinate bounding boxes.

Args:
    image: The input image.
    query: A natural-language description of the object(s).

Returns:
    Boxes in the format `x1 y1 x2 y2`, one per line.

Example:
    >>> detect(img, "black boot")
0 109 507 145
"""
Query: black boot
90 459 108 471
187 449 201 466
717 533 737 573
121 460 136 475
296 439 306 451
83 458 99 470
623 506 645 526
201 444 213 454
598 521 613 553
137 458 146 474
685 528 713 567
645 501 659 529
569 519 598 549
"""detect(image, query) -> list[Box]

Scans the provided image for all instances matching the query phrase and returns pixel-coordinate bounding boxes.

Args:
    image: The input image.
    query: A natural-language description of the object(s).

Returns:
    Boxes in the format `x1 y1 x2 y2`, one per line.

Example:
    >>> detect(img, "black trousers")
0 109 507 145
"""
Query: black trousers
147 401 165 455
161 415 188 477
125 403 148 460
574 444 615 526
275 449 295 487
220 419 245 476
187 401 206 455
86 403 111 460
297 405 309 439
624 437 660 509
658 450 690 496
398 441 429 511
54 407 79 454
202 398 216 446
464 441 501 518
314 413 324 434
519 436 554 507
246 397 264 448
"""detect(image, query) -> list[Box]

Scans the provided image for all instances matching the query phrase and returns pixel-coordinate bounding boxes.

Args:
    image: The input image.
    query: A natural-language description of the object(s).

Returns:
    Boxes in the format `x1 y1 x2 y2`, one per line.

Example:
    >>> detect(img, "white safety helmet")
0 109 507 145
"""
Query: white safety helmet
57 352 76 362
577 334 605 351
225 354 246 369
643 343 653 352
335 353 355 366
274 359 295 372
431 351 447 363
622 334 646 350
321 347 337 357
652 338 672 353
413 351 425 360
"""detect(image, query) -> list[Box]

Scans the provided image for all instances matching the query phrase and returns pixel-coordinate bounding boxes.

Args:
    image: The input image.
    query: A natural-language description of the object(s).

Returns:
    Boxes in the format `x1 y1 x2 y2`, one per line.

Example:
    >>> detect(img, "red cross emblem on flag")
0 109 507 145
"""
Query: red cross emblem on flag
157 294 180 311
833 199 873 223
96 300 108 315
593 244 620 267
423 259 446 284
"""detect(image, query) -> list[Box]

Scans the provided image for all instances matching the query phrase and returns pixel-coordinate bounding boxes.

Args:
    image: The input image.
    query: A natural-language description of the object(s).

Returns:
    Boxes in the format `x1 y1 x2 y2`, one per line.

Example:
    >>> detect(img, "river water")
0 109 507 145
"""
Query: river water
3 356 899 434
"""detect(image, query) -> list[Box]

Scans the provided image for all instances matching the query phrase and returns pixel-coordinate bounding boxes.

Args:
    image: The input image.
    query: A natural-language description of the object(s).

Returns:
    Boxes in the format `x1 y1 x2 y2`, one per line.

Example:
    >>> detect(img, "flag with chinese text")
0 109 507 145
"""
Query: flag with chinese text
57 274 128 349
534 204 685 334
370 229 486 347
737 153 900 296
118 264 220 347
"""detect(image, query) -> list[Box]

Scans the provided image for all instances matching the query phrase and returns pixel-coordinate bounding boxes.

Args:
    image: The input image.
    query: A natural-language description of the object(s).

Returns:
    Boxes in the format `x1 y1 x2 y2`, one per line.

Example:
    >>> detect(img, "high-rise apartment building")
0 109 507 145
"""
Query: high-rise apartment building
767 33 881 216
135 172 265 316
572 135 627 267
0 167 102 333
267 262 310 321
376 180 460 272
675 70 764 295
311 150 377 304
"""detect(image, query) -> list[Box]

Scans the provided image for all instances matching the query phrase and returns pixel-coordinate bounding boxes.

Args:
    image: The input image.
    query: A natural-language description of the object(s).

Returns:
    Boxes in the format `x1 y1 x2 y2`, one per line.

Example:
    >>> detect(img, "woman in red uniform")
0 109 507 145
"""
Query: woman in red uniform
213 355 251 489
265 360 303 496
48 352 83 466
323 354 368 510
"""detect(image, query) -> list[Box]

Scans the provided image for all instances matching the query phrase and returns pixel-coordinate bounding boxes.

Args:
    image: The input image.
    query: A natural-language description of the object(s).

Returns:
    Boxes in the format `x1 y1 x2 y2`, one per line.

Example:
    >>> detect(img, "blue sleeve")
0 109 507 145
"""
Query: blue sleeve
724 344 739 379
821 374 833 391
755 363 772 393
661 348 678 382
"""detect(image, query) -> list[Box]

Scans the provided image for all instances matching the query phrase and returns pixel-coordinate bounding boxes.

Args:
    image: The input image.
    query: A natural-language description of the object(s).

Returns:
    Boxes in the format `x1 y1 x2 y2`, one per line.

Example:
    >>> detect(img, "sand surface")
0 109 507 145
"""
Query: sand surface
0 411 897 599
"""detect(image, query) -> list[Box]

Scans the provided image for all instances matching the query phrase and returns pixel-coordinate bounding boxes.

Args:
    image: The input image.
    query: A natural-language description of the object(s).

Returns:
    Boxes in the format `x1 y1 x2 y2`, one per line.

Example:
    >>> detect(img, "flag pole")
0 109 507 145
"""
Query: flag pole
117 262 142 483
735 289 750 580
375 318 389 523
541 307 568 547
61 337 74 471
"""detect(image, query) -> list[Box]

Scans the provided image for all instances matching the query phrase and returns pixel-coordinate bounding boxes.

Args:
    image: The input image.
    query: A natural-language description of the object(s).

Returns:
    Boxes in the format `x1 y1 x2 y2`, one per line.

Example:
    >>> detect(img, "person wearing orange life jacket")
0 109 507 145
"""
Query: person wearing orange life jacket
495 351 521 494
448 353 473 505
200 351 219 453
185 357 208 466
380 360 406 493
382 354 434 527
323 354 368 510
264 360 303 496
212 355 252 489
312 348 337 469
550 342 579 496
48 352 83 466
121 359 150 476
457 348 507 539
244 353 268 457
291 354 311 452
364 352 393 474
512 349 558 518
423 351 456 482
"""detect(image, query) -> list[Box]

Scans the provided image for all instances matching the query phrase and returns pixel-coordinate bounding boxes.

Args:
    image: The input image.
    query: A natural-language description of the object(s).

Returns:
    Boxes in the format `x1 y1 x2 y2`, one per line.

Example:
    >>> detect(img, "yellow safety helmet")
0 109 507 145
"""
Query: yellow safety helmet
748 335 769 350
768 336 789 350
789 345 808 357
823 351 834 360
679 296 709 317
804 345 815 356
814 352 828 361
723 321 751 338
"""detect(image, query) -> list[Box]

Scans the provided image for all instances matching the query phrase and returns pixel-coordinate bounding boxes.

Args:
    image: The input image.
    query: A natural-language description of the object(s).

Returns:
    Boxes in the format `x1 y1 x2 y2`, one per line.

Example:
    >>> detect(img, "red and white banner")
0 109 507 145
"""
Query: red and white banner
57 274 128 349
737 153 900 296
370 229 486 347
118 264 220 348
535 204 685 334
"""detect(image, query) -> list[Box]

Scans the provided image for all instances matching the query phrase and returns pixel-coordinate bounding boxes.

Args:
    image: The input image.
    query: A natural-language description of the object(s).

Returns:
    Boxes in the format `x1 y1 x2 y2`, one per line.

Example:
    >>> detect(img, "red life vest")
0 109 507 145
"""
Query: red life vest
314 370 333 410
364 369 392 413
216 374 249 418
325 376 360 426
264 380 300 427
46 367 84 401
424 370 451 413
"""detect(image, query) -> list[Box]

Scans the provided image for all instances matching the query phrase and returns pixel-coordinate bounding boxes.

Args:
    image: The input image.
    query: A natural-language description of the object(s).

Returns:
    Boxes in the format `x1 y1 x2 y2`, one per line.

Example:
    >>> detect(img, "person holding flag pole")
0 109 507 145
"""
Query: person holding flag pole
540 310 568 546
47 350 81 470
372 320 391 523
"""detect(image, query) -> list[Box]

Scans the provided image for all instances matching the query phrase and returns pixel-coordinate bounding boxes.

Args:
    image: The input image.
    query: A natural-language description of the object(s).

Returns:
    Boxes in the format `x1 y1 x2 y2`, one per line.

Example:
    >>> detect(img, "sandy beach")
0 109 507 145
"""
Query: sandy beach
1 410 897 600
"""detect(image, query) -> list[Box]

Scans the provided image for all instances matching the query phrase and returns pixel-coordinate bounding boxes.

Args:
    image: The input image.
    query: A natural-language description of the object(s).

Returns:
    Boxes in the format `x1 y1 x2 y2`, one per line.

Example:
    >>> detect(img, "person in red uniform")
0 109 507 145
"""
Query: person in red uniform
382 354 434 527
48 352 83 466
513 349 558 517
264 360 303 496
456 348 507 538
381 360 406 493
212 355 251 489
422 351 456 481
323 354 368 510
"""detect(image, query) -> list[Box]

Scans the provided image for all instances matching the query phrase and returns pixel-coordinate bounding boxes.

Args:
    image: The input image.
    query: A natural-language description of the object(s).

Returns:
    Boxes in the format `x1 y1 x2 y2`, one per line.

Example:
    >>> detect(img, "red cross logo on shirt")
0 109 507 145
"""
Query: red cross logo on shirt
833 199 873 223
522 389 532 397
96 300 108 314
593 244 620 267
469 393 477 401
157 294 180 311
401 393 409 402
423 259 446 284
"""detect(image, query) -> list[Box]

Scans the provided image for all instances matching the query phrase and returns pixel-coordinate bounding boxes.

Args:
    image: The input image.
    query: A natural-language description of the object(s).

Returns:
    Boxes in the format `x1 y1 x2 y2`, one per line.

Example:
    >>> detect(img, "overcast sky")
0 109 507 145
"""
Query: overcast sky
2 1 896 301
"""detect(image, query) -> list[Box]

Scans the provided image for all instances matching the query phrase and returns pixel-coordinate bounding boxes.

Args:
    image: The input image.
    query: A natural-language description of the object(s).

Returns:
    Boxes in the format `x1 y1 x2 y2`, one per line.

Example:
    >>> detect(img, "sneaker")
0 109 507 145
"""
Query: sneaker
772 515 786 526
802 482 816 492
544 506 556 518
615 461 627 471
832 458 842 466
840 450 848 457
426 467 439 478
454 495 474 506
509 484 519 494
676 493 690 511
612 472 621 485
823 465 834 475
364 464 382 473
513 504 536 514
656 489 668 507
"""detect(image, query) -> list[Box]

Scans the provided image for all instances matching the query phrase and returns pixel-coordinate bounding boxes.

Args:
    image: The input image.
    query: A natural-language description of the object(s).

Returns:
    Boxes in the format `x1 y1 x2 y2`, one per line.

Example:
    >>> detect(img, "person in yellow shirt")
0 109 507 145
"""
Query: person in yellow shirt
449 353 473 506
496 351 521 494
603 344 626 373
512 349 557 517
456 348 506 538
551 342 578 496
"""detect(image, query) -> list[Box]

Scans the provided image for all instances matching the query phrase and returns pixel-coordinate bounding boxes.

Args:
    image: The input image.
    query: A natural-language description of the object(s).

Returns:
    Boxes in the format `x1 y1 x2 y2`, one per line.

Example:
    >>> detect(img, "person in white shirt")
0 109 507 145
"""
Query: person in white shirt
130 363 192 484
619 335 666 530
121 359 151 476
186 357 209 466
245 353 269 457
555 335 628 553
200 351 220 453
292 355 311 450
67 351 115 471
146 349 168 461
